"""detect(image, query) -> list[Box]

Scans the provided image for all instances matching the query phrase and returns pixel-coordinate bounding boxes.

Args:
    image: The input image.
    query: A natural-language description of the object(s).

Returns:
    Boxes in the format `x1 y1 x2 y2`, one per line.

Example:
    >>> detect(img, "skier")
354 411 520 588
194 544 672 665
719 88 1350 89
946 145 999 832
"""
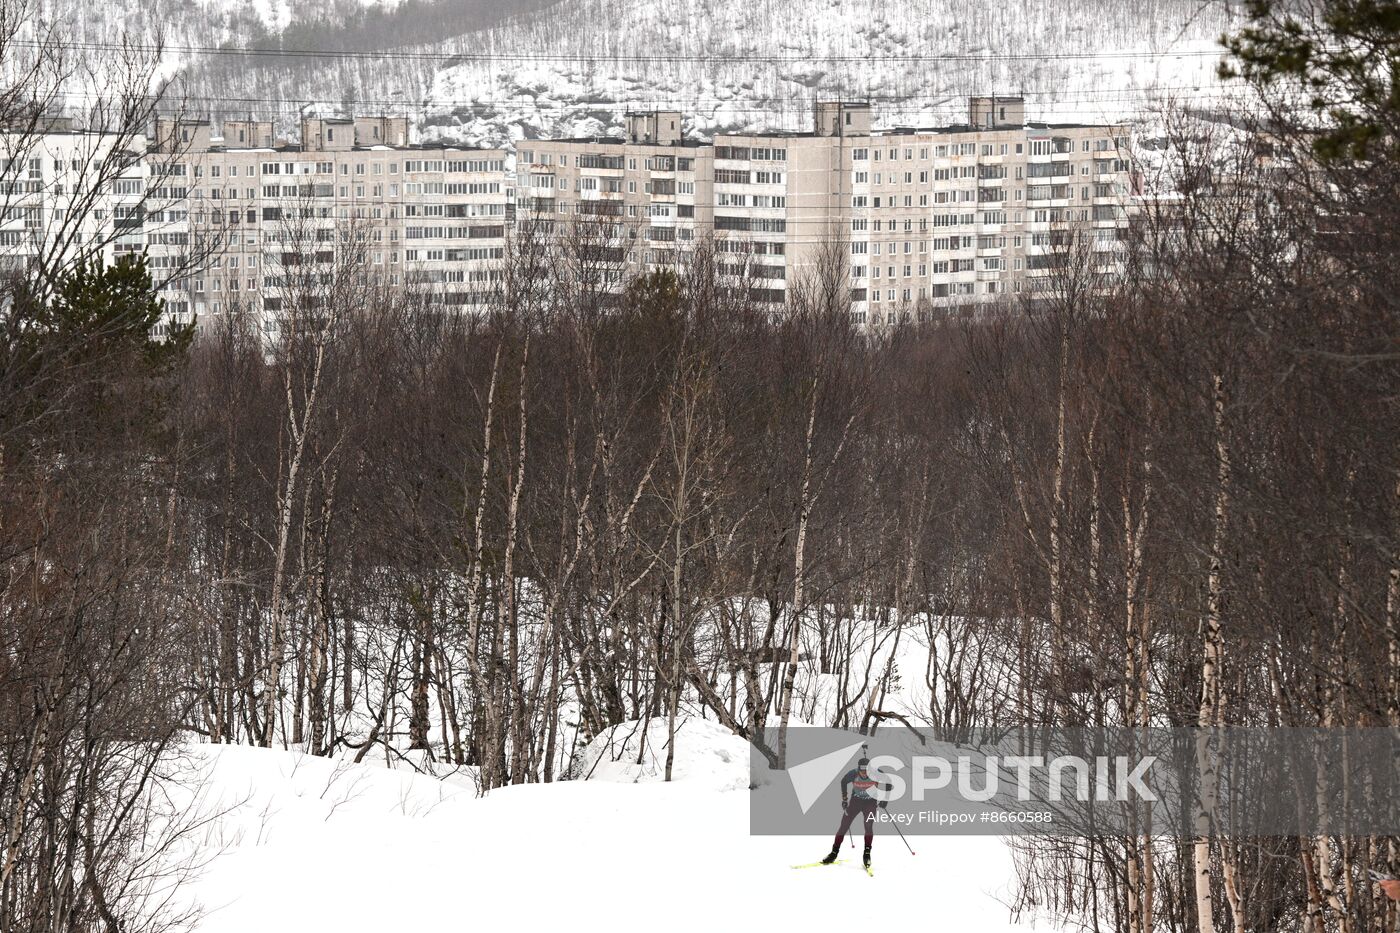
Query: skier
819 757 890 870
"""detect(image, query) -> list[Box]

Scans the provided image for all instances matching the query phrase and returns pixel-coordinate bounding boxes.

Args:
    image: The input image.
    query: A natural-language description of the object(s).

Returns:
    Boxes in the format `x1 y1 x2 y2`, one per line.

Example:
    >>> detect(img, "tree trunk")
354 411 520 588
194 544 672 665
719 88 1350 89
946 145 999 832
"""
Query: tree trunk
1194 372 1231 933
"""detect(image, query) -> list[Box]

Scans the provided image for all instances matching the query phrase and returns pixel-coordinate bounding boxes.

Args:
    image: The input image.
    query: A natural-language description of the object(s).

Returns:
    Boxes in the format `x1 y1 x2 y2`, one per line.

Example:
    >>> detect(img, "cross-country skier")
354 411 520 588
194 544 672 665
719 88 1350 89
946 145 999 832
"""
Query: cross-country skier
819 757 890 870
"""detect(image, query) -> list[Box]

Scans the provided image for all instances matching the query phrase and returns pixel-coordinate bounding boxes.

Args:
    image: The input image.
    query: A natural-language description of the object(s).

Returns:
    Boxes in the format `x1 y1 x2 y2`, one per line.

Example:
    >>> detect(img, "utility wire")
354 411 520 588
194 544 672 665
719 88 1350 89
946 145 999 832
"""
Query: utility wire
14 38 1238 65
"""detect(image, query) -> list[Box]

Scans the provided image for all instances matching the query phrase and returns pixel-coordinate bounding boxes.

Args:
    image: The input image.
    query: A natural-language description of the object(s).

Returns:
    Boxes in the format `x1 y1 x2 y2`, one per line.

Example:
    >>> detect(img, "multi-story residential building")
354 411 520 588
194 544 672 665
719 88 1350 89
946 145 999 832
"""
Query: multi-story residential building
147 115 512 337
707 103 867 307
7 99 1129 334
0 116 154 281
514 97 1133 322
839 97 1132 325
514 111 713 284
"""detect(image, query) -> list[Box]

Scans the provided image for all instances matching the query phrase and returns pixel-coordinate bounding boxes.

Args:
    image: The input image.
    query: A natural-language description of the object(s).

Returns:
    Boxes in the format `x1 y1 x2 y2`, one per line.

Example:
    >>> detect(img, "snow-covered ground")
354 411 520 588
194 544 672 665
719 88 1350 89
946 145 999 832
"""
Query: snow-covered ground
125 606 1045 929
164 720 1047 931
417 0 1238 147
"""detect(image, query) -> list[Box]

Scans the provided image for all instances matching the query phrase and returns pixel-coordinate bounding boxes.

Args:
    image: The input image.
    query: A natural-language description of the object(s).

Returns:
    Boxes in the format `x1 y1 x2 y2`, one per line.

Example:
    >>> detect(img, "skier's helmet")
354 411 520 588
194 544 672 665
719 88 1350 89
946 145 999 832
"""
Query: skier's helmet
857 757 870 768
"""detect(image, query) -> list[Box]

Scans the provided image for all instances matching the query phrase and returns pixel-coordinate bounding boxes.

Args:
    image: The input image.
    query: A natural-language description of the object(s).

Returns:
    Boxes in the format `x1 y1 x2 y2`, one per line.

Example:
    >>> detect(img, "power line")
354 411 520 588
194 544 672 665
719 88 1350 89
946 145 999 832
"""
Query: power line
38 82 1249 107
17 38 1235 65
46 86 1236 106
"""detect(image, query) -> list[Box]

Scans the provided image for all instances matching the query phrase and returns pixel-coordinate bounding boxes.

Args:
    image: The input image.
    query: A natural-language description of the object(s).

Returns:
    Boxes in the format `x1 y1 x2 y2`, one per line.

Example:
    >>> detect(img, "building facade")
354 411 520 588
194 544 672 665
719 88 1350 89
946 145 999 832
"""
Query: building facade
515 111 713 287
7 99 1131 334
516 97 1133 322
0 118 151 282
147 115 511 337
839 98 1132 325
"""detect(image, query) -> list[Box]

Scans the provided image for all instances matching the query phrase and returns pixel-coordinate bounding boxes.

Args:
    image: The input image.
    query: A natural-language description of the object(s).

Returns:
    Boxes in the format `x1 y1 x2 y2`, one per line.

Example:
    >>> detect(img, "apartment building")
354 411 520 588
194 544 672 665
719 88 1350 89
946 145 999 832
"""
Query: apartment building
6 100 1128 333
841 98 1132 325
515 98 1133 321
0 117 151 278
147 115 512 336
514 111 713 281
708 104 869 306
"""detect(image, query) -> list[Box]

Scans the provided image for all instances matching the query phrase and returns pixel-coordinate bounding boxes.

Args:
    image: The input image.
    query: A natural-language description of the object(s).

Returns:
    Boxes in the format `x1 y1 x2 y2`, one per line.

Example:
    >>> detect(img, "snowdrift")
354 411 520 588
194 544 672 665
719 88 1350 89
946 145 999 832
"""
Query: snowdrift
569 716 751 790
160 738 1045 932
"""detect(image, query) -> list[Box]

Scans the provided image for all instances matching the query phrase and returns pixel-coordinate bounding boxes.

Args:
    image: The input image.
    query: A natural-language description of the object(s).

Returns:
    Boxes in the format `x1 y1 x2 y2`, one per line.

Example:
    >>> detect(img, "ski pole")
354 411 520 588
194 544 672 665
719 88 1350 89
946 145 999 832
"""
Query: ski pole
855 743 868 852
888 812 916 856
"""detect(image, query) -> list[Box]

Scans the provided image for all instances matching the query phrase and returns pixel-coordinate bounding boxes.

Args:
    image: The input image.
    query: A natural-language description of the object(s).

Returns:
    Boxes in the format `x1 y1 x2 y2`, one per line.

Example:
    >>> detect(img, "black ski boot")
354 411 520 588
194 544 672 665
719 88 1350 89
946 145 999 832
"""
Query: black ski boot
863 845 872 870
820 847 840 865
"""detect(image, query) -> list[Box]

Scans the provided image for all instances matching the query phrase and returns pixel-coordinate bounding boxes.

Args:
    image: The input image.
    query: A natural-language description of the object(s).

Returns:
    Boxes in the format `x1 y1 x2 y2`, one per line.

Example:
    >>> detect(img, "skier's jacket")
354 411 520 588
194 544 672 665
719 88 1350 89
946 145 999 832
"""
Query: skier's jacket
840 768 891 802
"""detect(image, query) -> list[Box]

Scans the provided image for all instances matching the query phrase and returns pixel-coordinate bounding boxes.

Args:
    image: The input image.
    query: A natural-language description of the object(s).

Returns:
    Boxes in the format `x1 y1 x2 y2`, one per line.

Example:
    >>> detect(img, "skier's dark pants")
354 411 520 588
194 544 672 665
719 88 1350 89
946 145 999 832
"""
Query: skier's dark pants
832 798 878 849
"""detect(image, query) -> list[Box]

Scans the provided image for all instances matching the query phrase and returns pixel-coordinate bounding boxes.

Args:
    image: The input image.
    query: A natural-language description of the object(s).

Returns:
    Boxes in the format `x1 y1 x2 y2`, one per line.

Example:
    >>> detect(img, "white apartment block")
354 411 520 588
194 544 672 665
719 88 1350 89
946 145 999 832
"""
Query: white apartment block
516 97 1133 322
710 115 853 306
515 111 713 286
5 99 1130 334
0 117 152 280
146 115 511 337
838 98 1132 325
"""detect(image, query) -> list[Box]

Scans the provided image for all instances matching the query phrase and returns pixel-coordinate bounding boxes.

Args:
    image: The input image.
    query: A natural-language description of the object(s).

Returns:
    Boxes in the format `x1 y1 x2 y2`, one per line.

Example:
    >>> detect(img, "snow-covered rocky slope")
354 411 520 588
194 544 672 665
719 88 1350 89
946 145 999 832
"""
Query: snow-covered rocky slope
420 0 1238 146
52 0 1239 149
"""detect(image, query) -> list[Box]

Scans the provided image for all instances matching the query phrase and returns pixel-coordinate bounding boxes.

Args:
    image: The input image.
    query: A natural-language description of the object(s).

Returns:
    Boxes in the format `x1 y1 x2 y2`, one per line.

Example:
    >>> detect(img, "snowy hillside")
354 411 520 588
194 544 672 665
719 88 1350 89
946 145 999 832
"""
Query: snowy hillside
29 0 1240 146
164 732 1044 932
35 0 394 50
58 0 1243 148
420 0 1238 146
124 615 1043 931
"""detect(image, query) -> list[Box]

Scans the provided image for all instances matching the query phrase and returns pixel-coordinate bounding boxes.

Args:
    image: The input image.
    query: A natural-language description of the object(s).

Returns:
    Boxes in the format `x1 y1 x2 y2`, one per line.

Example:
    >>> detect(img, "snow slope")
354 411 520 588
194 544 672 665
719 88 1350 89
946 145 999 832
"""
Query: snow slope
418 0 1238 146
569 715 753 790
168 730 1046 932
71 0 1240 149
32 0 1241 148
